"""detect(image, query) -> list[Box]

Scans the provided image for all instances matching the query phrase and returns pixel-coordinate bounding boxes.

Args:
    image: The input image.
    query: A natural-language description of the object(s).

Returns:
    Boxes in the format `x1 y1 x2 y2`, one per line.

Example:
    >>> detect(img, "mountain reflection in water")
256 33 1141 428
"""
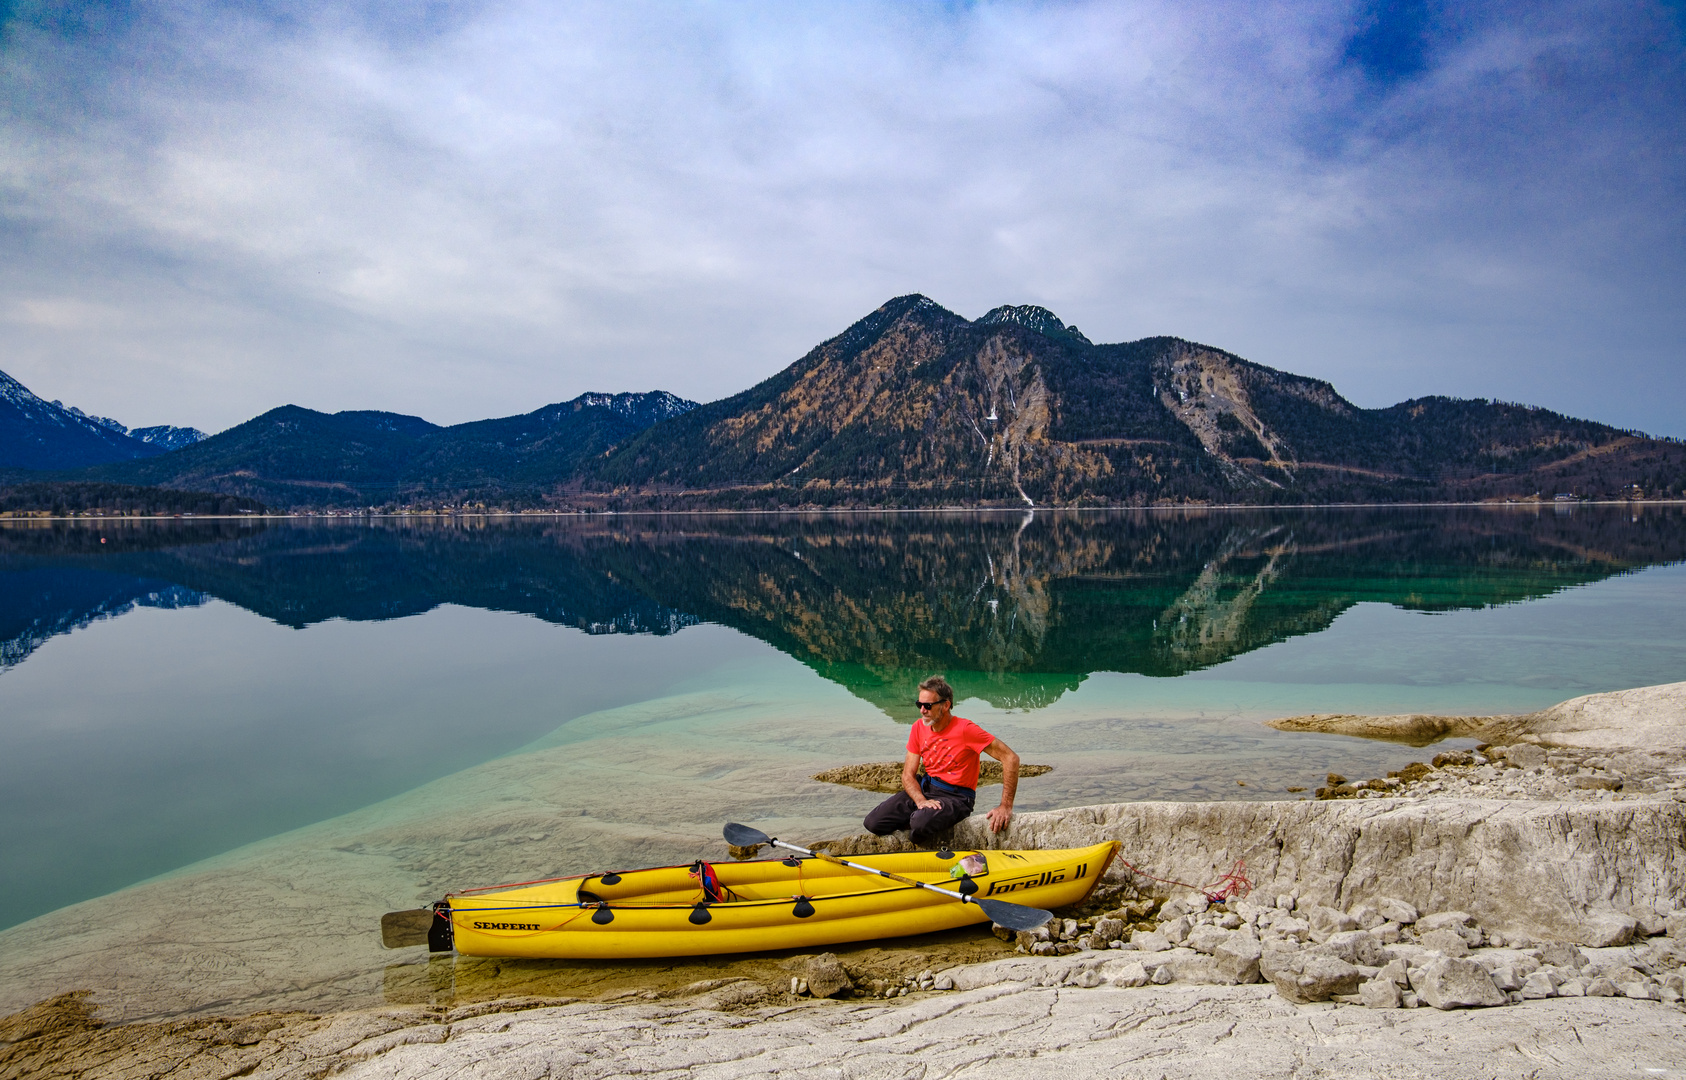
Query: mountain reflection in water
4 505 1682 716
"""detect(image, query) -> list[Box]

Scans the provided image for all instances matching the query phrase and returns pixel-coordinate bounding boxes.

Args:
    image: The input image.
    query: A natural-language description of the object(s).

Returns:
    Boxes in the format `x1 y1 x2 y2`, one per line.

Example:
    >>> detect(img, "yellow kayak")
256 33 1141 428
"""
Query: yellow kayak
442 841 1119 959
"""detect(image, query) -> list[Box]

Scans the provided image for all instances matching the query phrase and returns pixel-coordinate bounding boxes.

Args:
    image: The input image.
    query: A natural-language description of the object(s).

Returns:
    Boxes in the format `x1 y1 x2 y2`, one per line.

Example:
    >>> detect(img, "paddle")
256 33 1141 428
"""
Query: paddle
722 822 1053 932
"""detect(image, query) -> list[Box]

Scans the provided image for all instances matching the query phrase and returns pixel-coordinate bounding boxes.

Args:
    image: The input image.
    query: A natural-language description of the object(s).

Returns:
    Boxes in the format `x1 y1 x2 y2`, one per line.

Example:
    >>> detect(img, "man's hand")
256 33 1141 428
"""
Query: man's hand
986 803 1013 833
915 797 943 812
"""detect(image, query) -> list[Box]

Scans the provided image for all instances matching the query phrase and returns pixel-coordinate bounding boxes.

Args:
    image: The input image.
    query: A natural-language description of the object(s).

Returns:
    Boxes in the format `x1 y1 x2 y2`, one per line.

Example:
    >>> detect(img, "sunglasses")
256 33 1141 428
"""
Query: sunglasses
915 700 950 710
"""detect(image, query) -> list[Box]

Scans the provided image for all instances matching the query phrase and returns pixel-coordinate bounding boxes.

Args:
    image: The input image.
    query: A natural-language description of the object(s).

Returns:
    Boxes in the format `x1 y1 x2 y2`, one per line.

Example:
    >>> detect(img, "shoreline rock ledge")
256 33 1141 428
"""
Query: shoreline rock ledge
824 796 1685 947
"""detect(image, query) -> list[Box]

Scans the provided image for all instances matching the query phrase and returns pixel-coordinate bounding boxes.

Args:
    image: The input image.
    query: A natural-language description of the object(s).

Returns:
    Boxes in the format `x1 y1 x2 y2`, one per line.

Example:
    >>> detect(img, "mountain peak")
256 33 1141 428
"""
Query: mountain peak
977 305 1091 346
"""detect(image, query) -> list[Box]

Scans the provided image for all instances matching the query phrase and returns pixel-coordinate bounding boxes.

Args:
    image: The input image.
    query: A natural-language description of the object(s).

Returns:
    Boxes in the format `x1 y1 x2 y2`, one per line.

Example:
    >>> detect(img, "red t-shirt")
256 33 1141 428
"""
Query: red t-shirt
907 716 995 790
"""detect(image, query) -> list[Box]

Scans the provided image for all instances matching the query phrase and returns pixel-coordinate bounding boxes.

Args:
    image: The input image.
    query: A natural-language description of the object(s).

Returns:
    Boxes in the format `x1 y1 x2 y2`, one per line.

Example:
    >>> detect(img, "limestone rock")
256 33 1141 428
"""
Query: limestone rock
1417 912 1483 947
1111 961 1149 987
1377 898 1419 925
1306 906 1359 942
1628 907 1666 937
1150 965 1174 985
1272 916 1311 942
1361 978 1402 1009
1504 744 1546 768
804 954 851 999
1185 925 1232 955
1668 911 1686 939
1417 929 1471 958
1487 964 1523 992
1520 970 1559 998
1412 957 1506 1010
1539 942 1587 969
1213 933 1263 985
1258 940 1301 983
1586 977 1619 997
1317 930 1385 967
1129 930 1170 953
1092 917 1126 943
1577 913 1637 948
1269 954 1360 1004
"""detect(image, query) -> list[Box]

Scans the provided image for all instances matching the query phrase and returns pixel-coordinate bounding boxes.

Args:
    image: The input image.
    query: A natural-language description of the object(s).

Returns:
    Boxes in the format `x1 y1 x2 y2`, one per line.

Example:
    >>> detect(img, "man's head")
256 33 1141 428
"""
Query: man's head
916 675 954 729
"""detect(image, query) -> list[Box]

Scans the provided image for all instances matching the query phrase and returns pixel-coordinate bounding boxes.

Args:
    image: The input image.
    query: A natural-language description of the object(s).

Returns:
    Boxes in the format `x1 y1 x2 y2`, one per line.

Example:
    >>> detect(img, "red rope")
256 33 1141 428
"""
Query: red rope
1117 857 1253 905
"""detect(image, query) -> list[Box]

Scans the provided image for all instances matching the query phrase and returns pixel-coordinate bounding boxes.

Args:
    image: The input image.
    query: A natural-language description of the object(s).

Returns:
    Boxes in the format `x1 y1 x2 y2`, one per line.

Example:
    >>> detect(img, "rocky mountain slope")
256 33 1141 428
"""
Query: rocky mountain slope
0 369 167 470
84 391 697 507
587 296 1686 508
23 297 1686 508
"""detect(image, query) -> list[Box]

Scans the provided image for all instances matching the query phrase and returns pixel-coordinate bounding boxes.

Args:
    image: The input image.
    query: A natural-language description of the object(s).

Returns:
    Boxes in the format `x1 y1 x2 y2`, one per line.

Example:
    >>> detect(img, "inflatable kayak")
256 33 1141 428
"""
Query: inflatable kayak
430 841 1118 959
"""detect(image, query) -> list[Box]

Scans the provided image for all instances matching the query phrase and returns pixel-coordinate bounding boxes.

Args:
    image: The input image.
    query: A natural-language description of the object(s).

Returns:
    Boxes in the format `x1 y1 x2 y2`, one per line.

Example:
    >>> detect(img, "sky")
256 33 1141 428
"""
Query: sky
1 0 1683 436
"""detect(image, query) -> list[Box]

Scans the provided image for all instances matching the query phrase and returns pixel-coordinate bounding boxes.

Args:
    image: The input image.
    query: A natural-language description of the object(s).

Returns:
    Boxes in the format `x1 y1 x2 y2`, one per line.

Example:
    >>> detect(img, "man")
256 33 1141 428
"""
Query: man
863 675 1019 845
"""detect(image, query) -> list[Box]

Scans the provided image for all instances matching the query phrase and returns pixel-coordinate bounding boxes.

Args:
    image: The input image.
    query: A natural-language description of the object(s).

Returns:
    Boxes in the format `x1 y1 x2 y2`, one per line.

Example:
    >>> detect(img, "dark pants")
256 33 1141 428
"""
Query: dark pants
863 779 976 845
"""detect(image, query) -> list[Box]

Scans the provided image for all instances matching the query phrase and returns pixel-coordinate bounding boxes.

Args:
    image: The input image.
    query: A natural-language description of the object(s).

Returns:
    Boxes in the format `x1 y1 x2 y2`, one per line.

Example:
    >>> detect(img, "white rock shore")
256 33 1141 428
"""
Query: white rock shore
5 681 1686 1078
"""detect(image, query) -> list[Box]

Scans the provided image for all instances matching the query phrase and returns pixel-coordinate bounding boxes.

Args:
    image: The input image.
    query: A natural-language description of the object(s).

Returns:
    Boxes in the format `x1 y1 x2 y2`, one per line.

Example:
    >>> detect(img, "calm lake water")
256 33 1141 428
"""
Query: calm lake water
3 505 1685 938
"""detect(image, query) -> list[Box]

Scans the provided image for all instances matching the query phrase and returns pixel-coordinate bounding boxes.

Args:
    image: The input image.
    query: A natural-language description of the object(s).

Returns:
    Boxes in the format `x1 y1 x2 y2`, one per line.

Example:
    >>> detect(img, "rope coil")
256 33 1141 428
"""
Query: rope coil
1117 856 1253 905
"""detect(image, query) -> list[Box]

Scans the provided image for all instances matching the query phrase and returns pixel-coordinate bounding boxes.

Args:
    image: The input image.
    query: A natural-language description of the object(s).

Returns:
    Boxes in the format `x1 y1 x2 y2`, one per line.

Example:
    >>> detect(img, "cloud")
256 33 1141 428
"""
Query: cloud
0 0 1681 435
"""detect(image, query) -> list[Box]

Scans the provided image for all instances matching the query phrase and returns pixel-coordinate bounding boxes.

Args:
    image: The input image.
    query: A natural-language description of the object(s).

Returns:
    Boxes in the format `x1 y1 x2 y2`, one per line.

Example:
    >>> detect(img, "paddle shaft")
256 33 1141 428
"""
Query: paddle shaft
765 837 980 907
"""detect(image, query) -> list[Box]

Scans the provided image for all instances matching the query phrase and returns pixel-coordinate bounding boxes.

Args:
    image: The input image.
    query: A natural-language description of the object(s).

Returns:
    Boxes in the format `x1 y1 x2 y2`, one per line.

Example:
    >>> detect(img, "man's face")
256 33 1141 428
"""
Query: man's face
917 691 952 729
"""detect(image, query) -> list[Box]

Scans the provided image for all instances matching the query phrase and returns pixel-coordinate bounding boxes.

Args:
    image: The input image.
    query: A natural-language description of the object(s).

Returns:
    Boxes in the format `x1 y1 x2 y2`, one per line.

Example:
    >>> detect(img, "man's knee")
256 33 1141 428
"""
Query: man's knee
864 794 911 835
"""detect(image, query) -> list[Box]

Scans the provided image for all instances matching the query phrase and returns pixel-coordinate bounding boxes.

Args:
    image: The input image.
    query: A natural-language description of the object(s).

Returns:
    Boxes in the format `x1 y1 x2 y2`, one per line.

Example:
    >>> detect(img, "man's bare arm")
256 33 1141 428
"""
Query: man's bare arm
983 738 1019 832
903 752 939 809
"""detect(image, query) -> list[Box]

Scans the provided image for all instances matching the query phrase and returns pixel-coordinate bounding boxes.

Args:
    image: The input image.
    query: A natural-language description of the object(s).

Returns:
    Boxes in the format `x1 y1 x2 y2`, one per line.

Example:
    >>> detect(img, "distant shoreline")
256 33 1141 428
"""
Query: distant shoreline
4 498 1685 522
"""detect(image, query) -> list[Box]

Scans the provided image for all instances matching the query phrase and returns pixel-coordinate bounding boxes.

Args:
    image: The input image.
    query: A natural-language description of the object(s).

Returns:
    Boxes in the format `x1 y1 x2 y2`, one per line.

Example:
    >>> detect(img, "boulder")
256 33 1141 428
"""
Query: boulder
1417 929 1471 958
803 954 852 999
1092 917 1127 943
1411 957 1506 1010
1377 898 1419 925
1111 961 1150 987
1629 907 1668 937
1272 916 1311 942
1487 964 1523 992
1351 904 1384 930
1504 743 1546 769
1269 954 1360 1004
1306 906 1360 942
1558 977 1587 996
1377 958 1410 987
1318 930 1386 967
1213 933 1263 985
1520 970 1559 998
1417 912 1483 947
1668 911 1686 940
1150 965 1174 985
1129 930 1170 953
1185 925 1232 955
1539 942 1587 969
1159 916 1191 945
1586 977 1619 997
1258 940 1301 983
1577 913 1637 948
1360 978 1402 1009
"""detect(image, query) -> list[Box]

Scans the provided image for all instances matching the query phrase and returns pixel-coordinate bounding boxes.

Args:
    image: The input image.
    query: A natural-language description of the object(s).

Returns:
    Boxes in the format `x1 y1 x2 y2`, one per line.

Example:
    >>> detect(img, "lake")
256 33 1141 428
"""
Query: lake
2 504 1684 1017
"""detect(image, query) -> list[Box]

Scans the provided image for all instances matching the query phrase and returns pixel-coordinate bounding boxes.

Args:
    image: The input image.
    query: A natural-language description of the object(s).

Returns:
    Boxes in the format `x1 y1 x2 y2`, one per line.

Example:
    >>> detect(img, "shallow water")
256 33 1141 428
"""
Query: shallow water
1 505 1683 1016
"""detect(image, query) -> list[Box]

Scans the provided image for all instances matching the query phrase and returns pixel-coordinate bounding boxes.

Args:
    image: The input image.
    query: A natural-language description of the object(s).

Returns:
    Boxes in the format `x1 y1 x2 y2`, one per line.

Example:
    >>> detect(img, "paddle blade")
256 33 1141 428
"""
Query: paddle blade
380 908 434 948
723 822 772 848
973 896 1053 932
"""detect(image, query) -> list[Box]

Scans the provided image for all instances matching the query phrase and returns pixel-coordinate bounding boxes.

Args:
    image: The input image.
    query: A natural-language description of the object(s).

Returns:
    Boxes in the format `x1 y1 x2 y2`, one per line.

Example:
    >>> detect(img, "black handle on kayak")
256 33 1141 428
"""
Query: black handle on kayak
722 822 1052 932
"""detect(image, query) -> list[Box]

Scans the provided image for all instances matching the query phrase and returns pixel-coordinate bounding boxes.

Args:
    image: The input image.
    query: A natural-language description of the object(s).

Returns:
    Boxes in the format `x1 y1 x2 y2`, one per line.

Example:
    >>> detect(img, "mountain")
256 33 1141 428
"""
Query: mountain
586 295 1686 507
131 426 208 450
83 392 698 508
35 296 1686 508
0 368 168 470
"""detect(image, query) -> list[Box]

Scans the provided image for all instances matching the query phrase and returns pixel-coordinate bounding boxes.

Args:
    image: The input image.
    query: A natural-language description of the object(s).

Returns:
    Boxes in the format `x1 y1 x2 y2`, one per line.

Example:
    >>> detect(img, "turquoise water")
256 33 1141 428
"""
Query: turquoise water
2 505 1684 933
